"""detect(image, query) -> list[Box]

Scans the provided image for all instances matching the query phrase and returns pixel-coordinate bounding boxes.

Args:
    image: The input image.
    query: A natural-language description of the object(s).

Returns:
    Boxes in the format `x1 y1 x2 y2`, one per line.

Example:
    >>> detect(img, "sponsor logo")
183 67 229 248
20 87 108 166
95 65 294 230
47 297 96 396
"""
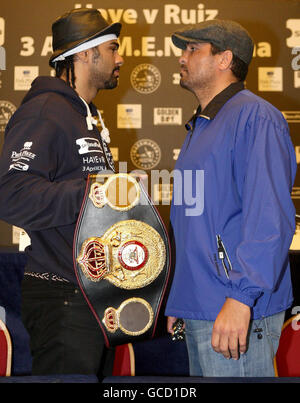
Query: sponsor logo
286 19 300 48
130 138 161 170
76 137 103 154
130 64 161 94
282 111 300 123
77 137 115 172
0 100 16 132
258 67 283 92
14 66 39 91
117 104 142 129
153 107 182 125
9 141 36 171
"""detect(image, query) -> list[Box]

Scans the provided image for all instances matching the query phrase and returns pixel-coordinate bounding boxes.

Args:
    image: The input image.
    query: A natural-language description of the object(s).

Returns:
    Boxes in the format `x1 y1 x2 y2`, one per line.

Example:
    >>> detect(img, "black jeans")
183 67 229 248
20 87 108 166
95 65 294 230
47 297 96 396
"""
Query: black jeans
21 275 114 377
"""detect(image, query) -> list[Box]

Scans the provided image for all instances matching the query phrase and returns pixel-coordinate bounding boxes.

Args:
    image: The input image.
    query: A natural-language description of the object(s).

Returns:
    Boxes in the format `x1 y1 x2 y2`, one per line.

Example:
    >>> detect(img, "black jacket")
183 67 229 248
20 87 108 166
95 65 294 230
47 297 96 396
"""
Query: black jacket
0 76 114 282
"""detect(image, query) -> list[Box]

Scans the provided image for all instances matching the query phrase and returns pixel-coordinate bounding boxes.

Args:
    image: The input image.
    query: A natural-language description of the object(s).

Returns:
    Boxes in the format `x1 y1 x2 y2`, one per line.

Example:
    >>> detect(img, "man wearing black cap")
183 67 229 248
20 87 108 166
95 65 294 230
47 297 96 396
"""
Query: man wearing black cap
0 8 123 376
166 20 297 377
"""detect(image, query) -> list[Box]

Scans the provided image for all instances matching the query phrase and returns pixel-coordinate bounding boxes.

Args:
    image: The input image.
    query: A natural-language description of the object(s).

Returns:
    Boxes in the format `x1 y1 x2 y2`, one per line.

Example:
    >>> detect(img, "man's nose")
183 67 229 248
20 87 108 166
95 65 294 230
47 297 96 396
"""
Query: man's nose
179 50 188 65
116 53 124 66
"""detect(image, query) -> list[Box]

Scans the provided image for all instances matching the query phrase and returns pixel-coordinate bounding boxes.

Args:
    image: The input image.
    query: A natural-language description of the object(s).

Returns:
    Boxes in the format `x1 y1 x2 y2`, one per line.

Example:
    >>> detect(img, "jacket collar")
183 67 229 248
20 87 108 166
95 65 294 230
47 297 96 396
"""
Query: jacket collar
185 81 245 130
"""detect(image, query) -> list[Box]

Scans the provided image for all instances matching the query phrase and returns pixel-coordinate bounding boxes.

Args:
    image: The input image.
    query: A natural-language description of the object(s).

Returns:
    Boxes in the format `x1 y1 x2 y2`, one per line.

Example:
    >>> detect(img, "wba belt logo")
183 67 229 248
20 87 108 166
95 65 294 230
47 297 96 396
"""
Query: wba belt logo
77 220 165 289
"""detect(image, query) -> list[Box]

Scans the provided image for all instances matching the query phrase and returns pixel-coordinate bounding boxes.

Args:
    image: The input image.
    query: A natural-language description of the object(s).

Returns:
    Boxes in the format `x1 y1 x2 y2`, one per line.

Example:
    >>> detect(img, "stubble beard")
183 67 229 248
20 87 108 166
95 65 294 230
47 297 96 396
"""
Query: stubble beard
180 66 215 95
179 67 197 94
103 68 119 89
90 47 119 90
180 74 197 94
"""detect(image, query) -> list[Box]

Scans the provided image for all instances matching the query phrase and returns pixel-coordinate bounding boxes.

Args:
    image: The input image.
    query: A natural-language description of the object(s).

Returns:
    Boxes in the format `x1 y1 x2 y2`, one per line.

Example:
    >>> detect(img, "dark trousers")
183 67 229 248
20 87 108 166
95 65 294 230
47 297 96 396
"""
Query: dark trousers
21 275 115 378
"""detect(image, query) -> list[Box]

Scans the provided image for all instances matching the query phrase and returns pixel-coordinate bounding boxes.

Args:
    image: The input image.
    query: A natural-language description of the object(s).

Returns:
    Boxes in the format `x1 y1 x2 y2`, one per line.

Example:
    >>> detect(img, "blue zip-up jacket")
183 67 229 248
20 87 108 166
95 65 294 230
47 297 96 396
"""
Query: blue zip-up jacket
165 82 297 320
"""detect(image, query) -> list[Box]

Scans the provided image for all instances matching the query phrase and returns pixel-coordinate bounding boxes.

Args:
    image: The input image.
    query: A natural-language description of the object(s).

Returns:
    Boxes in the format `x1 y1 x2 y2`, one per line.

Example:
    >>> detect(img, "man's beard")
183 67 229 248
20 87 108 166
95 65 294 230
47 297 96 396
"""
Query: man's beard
180 78 191 91
180 75 194 93
90 67 120 90
89 48 120 90
103 67 120 89
179 69 213 95
179 67 193 92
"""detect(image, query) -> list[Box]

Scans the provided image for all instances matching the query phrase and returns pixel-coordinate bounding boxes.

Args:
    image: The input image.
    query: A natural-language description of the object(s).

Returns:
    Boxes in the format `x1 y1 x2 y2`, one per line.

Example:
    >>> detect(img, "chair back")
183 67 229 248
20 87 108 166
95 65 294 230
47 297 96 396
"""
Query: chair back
275 314 300 377
0 319 12 376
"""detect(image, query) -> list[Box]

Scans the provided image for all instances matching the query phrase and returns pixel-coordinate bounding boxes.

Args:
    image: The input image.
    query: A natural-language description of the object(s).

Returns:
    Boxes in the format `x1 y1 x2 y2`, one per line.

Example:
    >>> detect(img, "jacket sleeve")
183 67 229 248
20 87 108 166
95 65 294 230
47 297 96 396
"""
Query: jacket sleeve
0 117 86 231
225 114 297 307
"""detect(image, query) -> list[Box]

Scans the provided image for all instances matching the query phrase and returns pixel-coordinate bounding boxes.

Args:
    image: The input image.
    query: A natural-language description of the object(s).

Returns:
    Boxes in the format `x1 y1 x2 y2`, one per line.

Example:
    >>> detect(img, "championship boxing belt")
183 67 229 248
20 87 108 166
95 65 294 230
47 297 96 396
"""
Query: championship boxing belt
73 171 171 347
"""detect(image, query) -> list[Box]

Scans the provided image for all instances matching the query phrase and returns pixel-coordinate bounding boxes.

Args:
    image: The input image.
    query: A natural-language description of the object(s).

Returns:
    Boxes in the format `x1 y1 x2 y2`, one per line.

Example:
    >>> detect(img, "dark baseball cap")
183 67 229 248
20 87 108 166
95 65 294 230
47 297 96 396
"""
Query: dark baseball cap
172 19 254 65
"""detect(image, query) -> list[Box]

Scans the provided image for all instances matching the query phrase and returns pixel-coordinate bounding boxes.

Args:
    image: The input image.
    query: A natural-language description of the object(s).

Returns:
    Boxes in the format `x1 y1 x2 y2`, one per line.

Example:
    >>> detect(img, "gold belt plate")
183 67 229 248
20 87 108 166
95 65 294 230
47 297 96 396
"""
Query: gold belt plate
77 219 166 289
89 173 140 211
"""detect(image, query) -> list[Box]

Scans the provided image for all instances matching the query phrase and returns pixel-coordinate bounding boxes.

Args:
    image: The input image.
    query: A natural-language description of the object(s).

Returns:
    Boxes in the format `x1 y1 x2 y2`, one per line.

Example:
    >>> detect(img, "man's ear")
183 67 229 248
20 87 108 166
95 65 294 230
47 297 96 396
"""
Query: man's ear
218 50 234 71
75 50 89 64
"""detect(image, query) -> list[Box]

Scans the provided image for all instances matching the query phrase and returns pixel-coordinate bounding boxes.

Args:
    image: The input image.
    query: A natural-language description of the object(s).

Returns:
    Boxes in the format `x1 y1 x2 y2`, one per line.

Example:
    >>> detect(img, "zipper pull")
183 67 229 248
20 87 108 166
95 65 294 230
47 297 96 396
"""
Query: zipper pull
216 235 231 279
217 235 225 259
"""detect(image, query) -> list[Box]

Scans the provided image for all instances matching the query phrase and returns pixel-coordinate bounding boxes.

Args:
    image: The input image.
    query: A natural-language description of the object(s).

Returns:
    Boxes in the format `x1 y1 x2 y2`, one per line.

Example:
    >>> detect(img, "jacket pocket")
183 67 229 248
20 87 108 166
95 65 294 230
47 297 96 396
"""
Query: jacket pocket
210 253 221 276
216 234 232 279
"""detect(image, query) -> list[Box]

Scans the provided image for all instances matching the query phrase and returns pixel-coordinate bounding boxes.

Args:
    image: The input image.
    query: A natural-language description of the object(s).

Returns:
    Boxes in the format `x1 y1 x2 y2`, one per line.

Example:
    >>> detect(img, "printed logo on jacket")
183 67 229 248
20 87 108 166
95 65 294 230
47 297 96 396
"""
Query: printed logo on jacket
9 142 35 171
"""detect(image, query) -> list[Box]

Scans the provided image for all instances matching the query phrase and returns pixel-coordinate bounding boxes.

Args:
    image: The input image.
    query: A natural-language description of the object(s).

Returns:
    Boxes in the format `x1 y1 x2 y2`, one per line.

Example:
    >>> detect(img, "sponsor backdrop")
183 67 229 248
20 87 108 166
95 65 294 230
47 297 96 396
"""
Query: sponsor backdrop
0 0 299 247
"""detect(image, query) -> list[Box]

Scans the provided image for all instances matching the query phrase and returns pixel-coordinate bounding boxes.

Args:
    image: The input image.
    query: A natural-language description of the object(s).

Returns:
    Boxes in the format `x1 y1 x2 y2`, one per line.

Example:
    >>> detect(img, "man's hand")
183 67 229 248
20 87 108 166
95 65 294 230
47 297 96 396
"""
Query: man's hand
211 298 251 360
167 316 178 334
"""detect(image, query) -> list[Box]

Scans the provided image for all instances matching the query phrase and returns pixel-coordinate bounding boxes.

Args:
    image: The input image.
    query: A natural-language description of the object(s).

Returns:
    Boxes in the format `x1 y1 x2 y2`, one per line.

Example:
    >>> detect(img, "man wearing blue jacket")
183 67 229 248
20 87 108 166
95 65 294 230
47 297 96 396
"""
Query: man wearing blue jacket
0 8 123 376
166 20 297 377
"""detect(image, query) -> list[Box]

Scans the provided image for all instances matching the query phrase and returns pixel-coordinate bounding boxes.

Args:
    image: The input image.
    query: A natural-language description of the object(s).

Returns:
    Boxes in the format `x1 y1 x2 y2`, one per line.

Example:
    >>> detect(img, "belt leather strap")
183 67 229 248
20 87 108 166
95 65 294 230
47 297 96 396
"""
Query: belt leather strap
73 172 170 347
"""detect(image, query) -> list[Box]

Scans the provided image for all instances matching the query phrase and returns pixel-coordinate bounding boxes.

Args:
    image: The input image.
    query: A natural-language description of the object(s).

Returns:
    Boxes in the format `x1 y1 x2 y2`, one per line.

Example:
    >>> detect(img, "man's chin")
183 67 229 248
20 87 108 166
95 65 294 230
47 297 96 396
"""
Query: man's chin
104 77 119 90
180 79 191 91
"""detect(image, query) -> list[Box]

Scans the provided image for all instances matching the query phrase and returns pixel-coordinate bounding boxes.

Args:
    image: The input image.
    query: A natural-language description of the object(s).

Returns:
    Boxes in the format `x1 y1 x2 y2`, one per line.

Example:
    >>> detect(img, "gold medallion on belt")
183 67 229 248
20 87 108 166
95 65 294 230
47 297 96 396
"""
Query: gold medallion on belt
77 219 166 289
89 173 140 211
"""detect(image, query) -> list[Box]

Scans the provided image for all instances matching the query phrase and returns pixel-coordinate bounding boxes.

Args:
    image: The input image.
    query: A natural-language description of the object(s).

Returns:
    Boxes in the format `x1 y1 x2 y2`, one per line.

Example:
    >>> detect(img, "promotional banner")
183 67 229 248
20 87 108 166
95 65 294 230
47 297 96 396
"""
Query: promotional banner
0 0 299 246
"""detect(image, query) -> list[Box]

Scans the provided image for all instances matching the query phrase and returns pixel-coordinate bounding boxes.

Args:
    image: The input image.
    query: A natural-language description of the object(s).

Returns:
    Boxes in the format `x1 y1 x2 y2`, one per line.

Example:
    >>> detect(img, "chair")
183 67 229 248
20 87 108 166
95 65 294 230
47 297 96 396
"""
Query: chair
274 314 300 377
0 319 12 376
112 343 135 376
